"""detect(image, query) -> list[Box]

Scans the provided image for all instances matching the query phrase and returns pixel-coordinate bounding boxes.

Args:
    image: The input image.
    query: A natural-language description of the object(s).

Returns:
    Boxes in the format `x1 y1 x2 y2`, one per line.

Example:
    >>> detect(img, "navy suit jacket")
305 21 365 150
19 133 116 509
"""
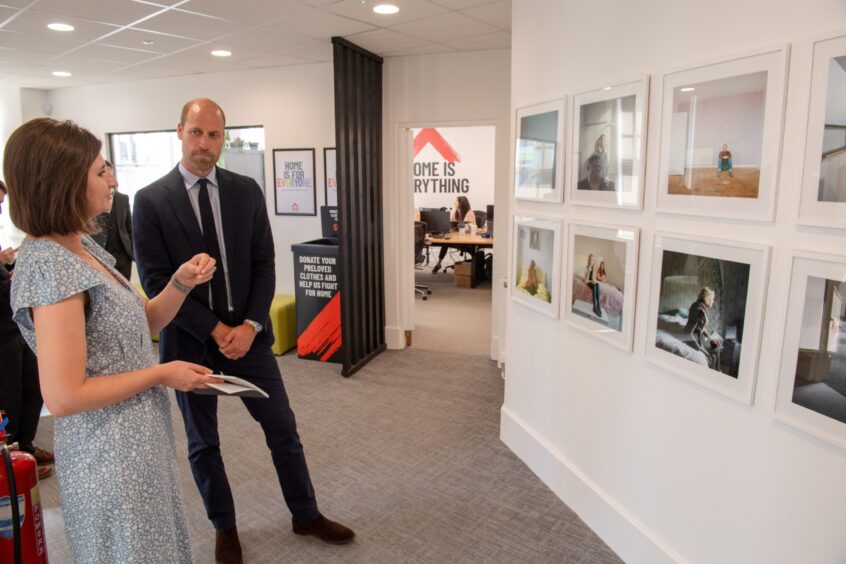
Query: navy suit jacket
133 165 275 365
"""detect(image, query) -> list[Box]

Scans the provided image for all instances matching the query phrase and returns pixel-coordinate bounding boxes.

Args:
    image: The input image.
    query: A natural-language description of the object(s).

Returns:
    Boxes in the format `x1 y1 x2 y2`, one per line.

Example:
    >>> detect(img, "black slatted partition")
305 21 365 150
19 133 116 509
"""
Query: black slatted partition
332 36 386 377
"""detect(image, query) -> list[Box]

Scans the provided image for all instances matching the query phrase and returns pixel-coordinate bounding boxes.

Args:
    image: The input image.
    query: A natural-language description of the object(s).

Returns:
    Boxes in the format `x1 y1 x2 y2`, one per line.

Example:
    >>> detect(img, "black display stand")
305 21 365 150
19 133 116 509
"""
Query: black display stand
292 238 342 363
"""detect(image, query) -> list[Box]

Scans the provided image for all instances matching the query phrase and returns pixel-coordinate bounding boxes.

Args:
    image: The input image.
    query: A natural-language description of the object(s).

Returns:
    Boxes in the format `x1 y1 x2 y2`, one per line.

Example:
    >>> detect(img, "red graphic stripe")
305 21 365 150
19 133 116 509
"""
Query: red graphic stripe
412 128 462 163
297 293 342 361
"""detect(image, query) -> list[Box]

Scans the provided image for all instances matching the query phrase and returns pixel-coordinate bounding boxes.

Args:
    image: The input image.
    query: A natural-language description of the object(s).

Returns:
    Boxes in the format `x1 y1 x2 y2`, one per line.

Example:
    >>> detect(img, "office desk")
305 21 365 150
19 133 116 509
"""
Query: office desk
426 230 494 287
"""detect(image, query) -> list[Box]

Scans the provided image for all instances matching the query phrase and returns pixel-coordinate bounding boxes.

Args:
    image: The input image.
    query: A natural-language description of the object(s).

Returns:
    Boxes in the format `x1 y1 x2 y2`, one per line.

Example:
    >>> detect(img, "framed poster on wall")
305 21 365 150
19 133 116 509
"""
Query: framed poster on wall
514 99 566 203
798 33 846 228
644 233 770 405
775 252 846 449
273 148 316 216
511 215 562 318
324 147 337 208
656 47 788 221
568 78 648 210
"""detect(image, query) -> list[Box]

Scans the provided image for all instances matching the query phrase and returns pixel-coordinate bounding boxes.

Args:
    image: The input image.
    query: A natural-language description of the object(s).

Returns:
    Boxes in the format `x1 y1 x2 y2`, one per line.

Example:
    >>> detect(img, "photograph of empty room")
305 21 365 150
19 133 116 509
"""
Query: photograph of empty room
654 250 750 378
514 100 565 202
818 55 846 203
666 71 766 198
790 276 846 423
571 234 627 331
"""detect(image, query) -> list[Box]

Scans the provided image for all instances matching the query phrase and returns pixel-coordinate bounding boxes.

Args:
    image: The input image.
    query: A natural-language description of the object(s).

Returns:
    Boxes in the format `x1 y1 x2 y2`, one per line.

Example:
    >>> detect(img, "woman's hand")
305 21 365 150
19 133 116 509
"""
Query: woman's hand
157 361 222 392
174 253 216 289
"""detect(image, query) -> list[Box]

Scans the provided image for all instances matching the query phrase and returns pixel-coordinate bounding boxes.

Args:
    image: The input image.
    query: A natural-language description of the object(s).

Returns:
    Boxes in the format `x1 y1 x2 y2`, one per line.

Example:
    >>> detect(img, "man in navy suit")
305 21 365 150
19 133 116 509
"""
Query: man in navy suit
133 99 353 564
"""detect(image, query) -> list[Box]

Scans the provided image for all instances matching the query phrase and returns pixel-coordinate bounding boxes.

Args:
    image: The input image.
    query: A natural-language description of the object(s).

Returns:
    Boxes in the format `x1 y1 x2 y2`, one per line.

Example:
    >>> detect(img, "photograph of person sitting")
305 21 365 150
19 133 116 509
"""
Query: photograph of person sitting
685 287 723 371
577 154 616 191
515 225 554 304
716 144 734 178
432 195 476 274
570 235 627 332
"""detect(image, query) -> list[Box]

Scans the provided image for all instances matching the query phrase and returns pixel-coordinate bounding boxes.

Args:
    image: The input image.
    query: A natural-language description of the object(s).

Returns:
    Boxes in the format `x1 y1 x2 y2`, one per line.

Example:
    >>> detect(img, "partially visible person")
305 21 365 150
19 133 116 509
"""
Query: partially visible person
5 117 220 562
524 259 539 296
596 261 607 285
577 154 616 191
717 144 733 178
0 180 54 480
593 134 609 180
91 160 134 279
685 287 722 370
585 254 602 316
432 195 476 274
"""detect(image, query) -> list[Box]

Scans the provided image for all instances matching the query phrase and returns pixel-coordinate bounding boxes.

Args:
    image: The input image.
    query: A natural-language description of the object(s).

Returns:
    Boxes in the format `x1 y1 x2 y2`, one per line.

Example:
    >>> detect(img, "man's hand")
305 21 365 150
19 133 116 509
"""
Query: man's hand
0 247 17 265
219 323 257 360
210 322 232 348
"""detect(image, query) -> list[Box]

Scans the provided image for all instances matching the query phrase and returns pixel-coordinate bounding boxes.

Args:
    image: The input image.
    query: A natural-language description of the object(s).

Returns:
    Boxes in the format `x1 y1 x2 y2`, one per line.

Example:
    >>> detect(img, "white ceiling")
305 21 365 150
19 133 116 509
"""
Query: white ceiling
0 0 511 90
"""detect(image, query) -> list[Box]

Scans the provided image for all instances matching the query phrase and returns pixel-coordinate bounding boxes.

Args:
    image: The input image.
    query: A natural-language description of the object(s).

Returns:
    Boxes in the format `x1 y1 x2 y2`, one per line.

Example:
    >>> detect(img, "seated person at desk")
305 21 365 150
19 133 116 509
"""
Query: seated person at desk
432 196 476 274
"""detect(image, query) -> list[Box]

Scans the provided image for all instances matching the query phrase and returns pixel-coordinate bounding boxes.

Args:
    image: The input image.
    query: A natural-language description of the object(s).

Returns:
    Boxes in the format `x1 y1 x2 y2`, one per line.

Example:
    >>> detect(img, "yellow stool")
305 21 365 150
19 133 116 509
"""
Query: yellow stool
270 294 297 356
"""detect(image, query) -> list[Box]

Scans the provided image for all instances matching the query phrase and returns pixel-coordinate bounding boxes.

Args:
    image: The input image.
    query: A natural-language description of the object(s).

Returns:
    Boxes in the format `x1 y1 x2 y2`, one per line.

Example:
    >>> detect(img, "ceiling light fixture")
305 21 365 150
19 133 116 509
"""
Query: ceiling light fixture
211 49 232 57
373 4 399 14
602 86 612 91
680 87 695 92
52 71 72 77
47 23 74 32
142 40 155 46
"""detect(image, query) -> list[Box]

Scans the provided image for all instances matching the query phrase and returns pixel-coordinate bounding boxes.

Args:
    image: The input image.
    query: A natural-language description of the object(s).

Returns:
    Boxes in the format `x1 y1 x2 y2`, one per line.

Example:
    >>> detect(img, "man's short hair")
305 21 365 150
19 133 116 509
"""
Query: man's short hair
180 98 227 126
586 154 602 166
3 118 101 237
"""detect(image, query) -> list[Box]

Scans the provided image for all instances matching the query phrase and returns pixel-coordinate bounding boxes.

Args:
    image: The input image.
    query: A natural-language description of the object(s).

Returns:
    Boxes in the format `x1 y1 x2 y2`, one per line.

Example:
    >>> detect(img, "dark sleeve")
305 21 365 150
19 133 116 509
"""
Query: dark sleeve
244 181 275 329
124 195 134 256
133 188 219 341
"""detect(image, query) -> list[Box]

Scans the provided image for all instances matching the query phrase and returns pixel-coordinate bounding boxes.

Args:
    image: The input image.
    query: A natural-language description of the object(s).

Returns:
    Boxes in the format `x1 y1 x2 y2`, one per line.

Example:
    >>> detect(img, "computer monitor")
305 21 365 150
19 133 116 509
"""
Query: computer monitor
419 209 451 235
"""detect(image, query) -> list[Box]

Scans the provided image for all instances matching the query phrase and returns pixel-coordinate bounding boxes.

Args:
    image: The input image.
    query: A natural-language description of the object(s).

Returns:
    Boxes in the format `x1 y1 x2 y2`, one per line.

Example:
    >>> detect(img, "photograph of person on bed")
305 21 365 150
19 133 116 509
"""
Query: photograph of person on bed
654 251 750 378
571 235 626 331
515 225 554 304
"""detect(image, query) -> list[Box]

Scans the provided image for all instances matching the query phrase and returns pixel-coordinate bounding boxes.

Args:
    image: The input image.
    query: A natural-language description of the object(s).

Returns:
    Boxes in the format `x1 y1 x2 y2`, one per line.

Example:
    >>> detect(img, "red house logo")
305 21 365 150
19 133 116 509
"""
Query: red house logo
413 128 461 163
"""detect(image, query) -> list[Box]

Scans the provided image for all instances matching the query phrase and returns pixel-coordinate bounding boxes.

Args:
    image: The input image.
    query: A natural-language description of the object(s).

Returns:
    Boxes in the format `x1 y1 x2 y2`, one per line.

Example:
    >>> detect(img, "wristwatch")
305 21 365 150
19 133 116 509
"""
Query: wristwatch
244 319 263 334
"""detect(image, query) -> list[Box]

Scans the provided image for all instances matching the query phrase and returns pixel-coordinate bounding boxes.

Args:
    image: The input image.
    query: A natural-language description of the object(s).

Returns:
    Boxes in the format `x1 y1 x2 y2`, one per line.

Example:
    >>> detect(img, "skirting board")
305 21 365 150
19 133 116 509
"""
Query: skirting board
500 406 685 564
385 325 406 350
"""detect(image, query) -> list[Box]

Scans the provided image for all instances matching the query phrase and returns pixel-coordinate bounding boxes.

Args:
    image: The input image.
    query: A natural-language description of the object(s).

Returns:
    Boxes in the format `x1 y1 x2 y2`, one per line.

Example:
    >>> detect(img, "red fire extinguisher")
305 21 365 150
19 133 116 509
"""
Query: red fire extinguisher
0 412 49 564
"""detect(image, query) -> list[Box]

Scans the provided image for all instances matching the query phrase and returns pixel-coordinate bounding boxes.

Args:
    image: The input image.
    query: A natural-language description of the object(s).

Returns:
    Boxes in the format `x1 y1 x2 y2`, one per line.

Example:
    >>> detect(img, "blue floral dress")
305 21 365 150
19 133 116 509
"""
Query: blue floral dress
11 236 192 563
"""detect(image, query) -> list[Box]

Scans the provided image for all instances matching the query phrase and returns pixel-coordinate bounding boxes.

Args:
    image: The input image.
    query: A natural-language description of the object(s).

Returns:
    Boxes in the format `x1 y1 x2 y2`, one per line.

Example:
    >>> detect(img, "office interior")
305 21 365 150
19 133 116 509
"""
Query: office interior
1 0 845 562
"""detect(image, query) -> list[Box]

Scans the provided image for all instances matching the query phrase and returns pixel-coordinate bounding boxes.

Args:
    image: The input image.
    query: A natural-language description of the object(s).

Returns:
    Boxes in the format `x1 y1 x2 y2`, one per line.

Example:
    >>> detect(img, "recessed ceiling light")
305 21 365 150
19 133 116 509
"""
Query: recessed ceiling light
52 71 72 77
680 87 695 92
47 22 74 32
142 40 155 46
211 49 232 57
373 4 399 14
602 86 612 91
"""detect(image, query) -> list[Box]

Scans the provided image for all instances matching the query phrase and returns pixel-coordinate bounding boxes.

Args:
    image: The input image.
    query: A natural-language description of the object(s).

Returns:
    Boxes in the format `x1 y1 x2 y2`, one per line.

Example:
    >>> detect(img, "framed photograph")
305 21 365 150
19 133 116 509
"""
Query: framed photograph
645 233 770 404
273 148 316 216
775 253 846 449
564 222 639 351
514 99 566 202
798 34 846 228
656 47 788 221
324 147 337 207
511 215 562 318
568 78 649 210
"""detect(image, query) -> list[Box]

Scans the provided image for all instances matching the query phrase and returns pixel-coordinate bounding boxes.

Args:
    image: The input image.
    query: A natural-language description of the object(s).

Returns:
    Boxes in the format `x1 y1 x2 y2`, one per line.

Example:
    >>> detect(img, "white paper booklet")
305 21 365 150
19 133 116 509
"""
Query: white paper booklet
194 374 269 399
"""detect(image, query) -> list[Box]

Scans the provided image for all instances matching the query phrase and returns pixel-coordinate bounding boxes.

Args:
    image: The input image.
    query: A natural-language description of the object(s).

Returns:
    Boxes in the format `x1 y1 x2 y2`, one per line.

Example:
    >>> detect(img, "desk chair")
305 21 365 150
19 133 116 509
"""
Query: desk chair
414 221 432 300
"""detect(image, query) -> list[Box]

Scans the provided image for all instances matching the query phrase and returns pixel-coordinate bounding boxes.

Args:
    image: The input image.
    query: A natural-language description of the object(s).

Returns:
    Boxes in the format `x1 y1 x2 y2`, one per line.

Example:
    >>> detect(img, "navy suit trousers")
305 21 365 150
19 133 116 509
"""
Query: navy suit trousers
175 344 319 531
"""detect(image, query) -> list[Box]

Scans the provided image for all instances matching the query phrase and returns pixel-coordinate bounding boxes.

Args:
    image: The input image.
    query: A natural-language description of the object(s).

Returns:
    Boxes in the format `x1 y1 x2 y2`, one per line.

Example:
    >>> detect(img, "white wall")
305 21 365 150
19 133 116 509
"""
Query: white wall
42 64 335 294
382 50 511 357
505 2 846 563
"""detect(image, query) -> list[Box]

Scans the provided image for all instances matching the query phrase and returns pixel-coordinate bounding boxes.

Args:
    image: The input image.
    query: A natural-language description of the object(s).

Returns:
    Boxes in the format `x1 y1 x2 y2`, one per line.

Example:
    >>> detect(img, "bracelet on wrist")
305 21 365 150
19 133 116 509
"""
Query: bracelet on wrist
170 274 194 294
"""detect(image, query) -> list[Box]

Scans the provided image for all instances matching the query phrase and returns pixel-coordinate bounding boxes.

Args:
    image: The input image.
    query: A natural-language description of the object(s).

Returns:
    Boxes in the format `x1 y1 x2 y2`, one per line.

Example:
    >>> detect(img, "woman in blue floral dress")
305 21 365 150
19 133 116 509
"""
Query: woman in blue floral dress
4 118 220 563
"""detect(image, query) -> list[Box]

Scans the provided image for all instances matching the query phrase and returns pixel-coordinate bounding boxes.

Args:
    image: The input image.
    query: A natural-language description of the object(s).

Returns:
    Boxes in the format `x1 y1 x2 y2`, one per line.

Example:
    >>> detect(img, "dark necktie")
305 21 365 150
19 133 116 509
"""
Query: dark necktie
197 178 228 316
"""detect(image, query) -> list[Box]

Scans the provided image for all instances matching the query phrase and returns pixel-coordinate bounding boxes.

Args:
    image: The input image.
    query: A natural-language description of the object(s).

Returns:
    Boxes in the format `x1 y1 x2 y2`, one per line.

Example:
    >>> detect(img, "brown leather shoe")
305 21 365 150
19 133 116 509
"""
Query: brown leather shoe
37 466 53 480
215 526 243 564
32 447 54 466
292 514 355 545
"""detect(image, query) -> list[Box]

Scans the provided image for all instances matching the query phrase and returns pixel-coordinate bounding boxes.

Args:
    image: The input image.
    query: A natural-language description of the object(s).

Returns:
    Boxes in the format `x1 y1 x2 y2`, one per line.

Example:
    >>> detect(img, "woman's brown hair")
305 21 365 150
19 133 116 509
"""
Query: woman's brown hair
3 118 101 237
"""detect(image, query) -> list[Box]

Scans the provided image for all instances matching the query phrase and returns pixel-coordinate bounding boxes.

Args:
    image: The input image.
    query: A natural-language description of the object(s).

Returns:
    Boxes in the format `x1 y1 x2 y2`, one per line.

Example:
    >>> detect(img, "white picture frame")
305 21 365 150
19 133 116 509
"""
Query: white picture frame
656 47 788 221
564 222 639 352
511 215 562 318
514 98 566 203
798 34 846 228
645 233 770 405
273 148 316 216
567 77 649 210
774 252 846 449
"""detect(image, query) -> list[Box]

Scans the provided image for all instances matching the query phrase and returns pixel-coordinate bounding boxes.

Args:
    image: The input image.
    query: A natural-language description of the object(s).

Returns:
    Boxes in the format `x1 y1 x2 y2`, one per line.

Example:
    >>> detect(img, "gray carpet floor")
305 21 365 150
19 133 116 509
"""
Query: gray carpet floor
33 348 621 563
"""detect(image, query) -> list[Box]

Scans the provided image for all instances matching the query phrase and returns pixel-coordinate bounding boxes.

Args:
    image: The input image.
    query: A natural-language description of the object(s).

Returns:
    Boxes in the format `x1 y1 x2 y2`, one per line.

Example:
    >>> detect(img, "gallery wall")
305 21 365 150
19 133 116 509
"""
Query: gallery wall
505 1 846 563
